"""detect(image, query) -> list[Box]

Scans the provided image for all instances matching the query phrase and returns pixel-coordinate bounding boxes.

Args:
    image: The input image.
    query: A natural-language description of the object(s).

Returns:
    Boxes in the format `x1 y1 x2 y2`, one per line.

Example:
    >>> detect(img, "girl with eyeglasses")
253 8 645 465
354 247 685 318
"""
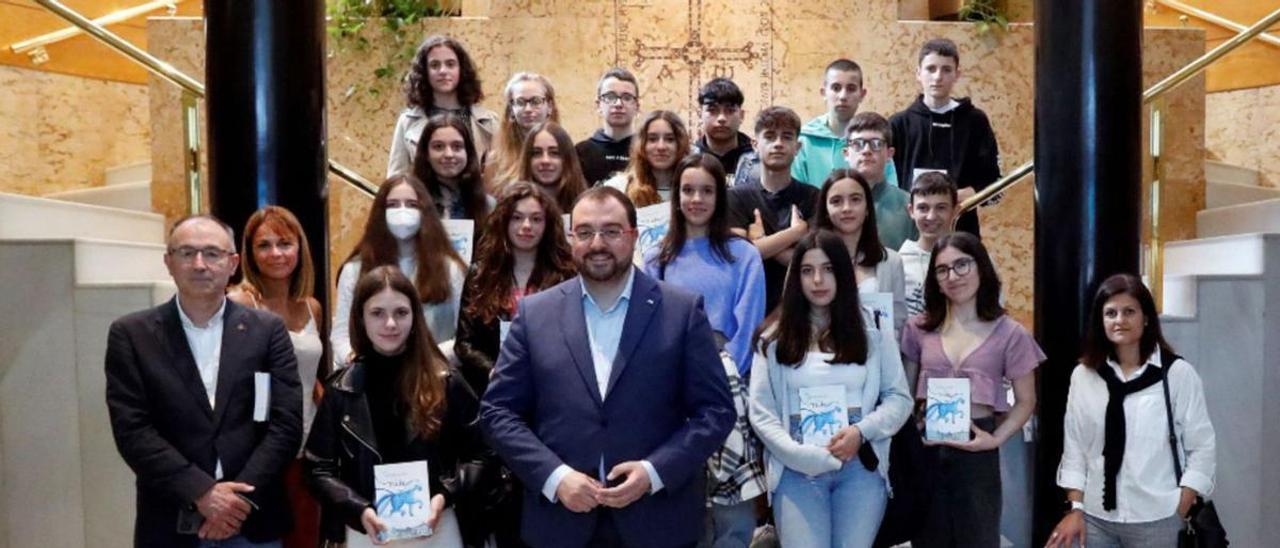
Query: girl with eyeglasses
748 229 911 548
900 232 1044 548
412 113 492 224
488 72 559 191
811 168 908 338
228 206 327 548
307 266 492 548
388 35 498 178
332 174 467 368
515 122 588 214
604 110 691 208
1046 273 1215 548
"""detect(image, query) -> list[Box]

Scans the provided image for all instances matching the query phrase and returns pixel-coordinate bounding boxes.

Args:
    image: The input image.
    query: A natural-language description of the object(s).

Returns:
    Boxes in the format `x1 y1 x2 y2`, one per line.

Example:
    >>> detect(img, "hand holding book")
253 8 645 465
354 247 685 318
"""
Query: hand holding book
826 425 863 461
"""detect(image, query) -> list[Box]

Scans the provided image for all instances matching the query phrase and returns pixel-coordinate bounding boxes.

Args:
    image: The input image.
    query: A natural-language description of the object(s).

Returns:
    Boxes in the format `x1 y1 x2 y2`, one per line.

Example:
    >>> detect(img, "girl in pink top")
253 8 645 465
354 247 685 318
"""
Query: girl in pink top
899 232 1044 547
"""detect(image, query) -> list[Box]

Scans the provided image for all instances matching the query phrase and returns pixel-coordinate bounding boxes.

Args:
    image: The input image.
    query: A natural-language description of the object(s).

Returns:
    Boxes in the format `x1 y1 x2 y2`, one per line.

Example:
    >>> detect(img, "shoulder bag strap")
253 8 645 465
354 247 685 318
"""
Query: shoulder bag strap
1159 352 1184 483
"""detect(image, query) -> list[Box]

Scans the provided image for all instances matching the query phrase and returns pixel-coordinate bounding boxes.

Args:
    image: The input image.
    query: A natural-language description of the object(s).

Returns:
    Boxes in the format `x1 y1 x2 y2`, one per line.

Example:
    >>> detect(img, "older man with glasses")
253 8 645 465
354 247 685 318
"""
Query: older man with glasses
105 214 302 547
576 67 642 186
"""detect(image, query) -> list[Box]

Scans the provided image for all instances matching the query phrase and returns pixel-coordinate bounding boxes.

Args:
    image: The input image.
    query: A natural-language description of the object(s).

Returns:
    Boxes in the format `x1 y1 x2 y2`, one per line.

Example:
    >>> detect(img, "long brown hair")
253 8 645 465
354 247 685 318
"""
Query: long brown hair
350 266 449 439
495 73 559 184
239 205 315 301
465 182 575 324
918 232 1005 332
412 113 488 224
404 35 484 110
812 168 886 267
1080 273 1174 369
346 174 465 304
657 153 737 266
624 110 690 208
517 122 588 213
756 229 867 366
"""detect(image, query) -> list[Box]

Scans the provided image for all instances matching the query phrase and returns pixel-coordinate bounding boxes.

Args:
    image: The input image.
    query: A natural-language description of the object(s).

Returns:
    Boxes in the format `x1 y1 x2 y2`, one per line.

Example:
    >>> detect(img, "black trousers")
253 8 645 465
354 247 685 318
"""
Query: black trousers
912 416 1002 548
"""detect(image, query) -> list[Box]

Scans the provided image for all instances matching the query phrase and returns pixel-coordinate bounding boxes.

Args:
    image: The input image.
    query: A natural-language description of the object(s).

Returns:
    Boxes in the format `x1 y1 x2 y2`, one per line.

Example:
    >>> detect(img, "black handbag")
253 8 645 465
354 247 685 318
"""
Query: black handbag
1159 355 1228 547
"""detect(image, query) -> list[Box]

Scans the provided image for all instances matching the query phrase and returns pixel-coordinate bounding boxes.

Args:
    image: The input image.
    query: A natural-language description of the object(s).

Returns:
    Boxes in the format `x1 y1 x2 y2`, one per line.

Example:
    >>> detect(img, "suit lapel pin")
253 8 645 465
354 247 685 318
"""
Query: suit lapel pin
236 323 246 332
646 299 654 306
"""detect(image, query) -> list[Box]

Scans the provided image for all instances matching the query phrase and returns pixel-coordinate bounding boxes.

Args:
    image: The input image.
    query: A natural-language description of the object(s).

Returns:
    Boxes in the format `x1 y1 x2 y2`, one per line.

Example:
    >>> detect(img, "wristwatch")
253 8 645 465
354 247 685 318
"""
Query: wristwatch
1066 500 1084 513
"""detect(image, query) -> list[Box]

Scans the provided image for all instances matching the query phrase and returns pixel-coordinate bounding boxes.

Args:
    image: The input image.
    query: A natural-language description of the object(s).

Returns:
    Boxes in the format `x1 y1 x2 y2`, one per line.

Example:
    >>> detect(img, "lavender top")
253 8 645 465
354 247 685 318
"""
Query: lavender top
900 315 1044 412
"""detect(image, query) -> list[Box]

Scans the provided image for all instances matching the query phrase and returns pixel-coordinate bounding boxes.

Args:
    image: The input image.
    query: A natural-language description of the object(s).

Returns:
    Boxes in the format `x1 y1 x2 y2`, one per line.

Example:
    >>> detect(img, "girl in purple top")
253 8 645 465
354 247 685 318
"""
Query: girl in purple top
899 232 1044 548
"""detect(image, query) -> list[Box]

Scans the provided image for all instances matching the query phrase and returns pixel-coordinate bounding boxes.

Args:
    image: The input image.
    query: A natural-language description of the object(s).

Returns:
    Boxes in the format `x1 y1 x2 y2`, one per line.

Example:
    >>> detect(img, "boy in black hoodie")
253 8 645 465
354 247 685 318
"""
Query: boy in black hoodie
575 67 641 186
890 38 1000 237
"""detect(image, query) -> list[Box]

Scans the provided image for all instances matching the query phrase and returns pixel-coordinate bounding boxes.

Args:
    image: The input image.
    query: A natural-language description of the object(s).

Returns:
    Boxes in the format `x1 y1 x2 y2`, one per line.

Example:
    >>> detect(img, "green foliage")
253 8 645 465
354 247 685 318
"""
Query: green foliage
328 0 459 95
958 0 1010 35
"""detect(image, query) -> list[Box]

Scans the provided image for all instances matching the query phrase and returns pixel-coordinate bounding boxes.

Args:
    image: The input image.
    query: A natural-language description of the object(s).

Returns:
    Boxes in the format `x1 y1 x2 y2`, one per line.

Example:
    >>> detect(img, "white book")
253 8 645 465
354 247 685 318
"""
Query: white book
373 460 433 542
925 378 971 442
859 291 894 332
797 385 848 447
632 203 671 266
442 219 475 264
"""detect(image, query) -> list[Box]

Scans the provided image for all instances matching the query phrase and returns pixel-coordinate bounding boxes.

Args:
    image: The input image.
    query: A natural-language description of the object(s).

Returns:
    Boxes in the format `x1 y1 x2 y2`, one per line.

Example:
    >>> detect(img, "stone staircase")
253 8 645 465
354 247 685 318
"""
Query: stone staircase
0 165 169 548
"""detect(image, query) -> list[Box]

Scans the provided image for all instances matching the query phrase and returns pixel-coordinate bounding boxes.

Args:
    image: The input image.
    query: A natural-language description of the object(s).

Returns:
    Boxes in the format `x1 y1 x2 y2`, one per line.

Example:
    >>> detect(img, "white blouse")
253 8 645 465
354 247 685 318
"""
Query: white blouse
1056 349 1216 523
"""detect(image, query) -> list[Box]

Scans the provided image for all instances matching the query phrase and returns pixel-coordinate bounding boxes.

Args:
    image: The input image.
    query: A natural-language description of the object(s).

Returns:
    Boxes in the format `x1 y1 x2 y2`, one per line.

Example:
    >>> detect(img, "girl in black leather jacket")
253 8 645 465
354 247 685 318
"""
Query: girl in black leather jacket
305 266 492 547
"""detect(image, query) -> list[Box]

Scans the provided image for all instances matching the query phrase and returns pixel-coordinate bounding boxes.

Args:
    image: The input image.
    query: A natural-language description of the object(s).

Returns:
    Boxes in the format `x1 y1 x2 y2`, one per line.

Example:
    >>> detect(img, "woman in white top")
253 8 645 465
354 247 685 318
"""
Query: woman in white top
333 174 466 367
811 168 907 337
387 35 498 177
748 229 911 548
228 205 325 548
604 110 691 208
1047 273 1216 547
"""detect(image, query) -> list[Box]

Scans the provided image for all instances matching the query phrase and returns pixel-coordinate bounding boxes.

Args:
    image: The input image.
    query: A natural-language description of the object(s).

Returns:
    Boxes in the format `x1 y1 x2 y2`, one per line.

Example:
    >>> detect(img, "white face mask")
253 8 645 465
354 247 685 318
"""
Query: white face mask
385 207 422 240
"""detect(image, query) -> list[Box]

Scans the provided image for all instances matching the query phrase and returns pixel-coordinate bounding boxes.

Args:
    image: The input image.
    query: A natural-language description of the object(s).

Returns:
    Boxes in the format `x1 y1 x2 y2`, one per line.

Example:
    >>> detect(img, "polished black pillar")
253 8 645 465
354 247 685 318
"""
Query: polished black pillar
1032 0 1143 543
205 0 329 302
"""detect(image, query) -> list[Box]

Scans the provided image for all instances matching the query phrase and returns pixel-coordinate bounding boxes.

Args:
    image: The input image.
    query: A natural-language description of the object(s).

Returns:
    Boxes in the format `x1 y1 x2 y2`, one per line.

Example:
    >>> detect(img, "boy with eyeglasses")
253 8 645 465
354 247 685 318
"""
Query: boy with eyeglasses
844 111 916 251
692 78 755 180
889 38 1001 238
576 67 641 186
792 59 898 188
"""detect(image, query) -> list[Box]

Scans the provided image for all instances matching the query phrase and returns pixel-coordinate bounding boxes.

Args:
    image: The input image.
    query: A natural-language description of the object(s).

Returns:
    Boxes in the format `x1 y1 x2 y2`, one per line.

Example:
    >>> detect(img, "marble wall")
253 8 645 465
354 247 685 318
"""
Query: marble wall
147 1 1206 328
1206 84 1280 188
0 65 150 196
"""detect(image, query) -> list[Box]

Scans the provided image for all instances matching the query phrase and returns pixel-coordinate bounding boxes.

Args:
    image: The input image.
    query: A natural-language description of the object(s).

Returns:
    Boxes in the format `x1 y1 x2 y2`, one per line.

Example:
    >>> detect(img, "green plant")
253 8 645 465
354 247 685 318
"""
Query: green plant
958 0 1009 35
328 0 459 95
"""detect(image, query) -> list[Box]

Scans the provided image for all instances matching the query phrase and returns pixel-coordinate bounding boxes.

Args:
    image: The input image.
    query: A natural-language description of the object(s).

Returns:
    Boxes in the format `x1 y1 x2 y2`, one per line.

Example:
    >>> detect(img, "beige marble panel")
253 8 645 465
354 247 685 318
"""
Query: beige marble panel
1206 84 1280 188
1143 28 1206 244
0 66 149 197
147 1 1205 327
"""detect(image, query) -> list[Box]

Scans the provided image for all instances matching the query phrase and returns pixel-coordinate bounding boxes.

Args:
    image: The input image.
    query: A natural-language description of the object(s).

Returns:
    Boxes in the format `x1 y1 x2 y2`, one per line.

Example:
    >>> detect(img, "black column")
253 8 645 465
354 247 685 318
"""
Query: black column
1032 0 1143 543
205 0 329 305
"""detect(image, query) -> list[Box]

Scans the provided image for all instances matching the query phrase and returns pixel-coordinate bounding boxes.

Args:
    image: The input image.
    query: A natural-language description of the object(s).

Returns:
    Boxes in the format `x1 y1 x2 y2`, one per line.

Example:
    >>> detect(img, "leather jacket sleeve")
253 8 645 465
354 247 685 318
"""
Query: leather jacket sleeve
304 390 370 531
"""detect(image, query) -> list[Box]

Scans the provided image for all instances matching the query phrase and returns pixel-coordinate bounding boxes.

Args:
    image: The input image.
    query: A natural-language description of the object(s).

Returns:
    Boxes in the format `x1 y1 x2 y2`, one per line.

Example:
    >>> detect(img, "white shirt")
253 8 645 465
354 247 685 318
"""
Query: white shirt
1057 349 1216 522
175 294 227 479
898 239 930 318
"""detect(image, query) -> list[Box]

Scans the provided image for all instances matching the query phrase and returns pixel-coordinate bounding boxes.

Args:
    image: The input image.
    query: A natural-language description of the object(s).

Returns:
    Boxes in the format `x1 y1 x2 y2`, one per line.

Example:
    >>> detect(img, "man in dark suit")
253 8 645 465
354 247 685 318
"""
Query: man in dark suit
480 186 736 548
105 215 302 547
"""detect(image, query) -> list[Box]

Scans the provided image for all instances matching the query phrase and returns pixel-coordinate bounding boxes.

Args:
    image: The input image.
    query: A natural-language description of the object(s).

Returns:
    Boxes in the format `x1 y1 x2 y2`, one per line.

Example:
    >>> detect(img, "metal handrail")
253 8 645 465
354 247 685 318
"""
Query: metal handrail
31 0 379 207
958 5 1280 216
10 1 180 56
1155 0 1280 49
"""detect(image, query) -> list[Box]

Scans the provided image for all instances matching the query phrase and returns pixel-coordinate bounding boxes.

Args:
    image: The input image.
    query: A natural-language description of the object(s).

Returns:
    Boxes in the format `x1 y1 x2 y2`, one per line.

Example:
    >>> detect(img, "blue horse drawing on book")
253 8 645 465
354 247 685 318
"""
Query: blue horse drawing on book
375 484 424 517
800 408 843 438
926 397 966 424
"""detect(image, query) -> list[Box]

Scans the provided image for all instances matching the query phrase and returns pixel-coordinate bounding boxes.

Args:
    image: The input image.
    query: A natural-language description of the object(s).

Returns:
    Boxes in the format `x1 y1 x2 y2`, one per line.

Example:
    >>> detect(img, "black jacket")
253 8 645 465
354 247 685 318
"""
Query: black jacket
304 358 494 546
889 95 1001 237
105 298 302 547
575 129 633 186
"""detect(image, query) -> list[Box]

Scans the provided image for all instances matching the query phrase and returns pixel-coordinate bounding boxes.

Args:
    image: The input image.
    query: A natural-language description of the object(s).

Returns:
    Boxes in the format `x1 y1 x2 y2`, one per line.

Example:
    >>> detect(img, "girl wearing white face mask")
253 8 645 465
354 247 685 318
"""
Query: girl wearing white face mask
331 174 467 368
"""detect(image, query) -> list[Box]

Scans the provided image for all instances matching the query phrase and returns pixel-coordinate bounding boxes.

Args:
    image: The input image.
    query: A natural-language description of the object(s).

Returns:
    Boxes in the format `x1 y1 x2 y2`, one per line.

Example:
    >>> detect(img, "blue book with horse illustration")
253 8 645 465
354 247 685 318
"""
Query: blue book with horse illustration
797 385 849 447
925 378 971 442
374 460 433 541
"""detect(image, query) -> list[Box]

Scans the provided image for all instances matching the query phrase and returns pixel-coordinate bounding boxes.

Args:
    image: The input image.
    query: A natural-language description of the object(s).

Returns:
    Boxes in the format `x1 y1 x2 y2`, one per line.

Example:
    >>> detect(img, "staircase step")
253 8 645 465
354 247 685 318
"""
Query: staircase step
0 191 164 244
1196 198 1280 238
1161 233 1276 317
1206 180 1280 210
71 238 168 284
44 181 151 212
104 162 152 186
1205 160 1260 187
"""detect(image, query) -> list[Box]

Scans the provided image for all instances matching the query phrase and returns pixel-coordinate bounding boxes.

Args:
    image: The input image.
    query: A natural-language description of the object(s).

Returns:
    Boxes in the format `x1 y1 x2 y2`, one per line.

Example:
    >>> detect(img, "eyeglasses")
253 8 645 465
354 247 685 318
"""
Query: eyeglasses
571 227 629 242
599 92 638 105
845 138 887 152
934 257 975 280
169 246 232 263
512 96 549 109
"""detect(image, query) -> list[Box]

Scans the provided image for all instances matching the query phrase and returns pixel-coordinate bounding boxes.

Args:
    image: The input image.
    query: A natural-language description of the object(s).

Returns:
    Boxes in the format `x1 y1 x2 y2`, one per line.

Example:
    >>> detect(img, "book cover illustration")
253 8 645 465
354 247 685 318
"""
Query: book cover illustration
796 385 849 447
632 203 671 266
442 219 475 265
925 378 971 442
374 460 433 541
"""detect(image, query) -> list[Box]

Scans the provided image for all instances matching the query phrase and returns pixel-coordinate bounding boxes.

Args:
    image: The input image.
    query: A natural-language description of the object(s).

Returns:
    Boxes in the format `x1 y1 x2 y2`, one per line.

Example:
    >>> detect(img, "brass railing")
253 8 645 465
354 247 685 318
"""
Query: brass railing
957 6 1280 309
30 0 380 213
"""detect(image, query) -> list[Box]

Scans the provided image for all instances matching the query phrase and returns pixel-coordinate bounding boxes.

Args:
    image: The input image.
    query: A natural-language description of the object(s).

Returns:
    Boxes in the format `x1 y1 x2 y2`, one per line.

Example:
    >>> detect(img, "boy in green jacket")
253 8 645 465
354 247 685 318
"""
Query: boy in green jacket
792 59 898 188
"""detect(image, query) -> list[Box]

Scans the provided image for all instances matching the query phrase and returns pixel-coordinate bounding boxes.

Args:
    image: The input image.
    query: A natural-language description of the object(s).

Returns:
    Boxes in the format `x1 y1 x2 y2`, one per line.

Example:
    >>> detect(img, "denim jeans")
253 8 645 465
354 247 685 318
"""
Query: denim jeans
772 461 887 548
198 536 281 548
699 497 758 548
1083 513 1183 548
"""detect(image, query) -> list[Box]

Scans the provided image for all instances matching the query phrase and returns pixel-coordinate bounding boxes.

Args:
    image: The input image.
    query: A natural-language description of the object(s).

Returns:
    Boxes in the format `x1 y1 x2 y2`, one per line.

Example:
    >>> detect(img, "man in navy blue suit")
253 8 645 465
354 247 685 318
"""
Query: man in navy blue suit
480 186 735 548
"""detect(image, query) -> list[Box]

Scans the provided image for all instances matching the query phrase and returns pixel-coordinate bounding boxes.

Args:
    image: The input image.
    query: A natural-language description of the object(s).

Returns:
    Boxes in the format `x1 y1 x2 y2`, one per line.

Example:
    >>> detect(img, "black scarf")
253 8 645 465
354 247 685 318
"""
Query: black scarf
1095 361 1165 511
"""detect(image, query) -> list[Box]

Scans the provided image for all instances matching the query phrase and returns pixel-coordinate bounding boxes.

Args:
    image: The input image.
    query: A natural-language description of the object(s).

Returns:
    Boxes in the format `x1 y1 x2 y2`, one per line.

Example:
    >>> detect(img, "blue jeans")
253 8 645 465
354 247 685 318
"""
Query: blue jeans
772 462 887 548
699 497 758 548
198 536 281 548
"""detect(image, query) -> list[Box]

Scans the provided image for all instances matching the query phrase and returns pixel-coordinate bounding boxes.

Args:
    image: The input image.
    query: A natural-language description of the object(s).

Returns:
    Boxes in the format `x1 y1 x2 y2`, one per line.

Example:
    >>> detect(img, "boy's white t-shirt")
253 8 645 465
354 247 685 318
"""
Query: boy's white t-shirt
899 239 930 318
